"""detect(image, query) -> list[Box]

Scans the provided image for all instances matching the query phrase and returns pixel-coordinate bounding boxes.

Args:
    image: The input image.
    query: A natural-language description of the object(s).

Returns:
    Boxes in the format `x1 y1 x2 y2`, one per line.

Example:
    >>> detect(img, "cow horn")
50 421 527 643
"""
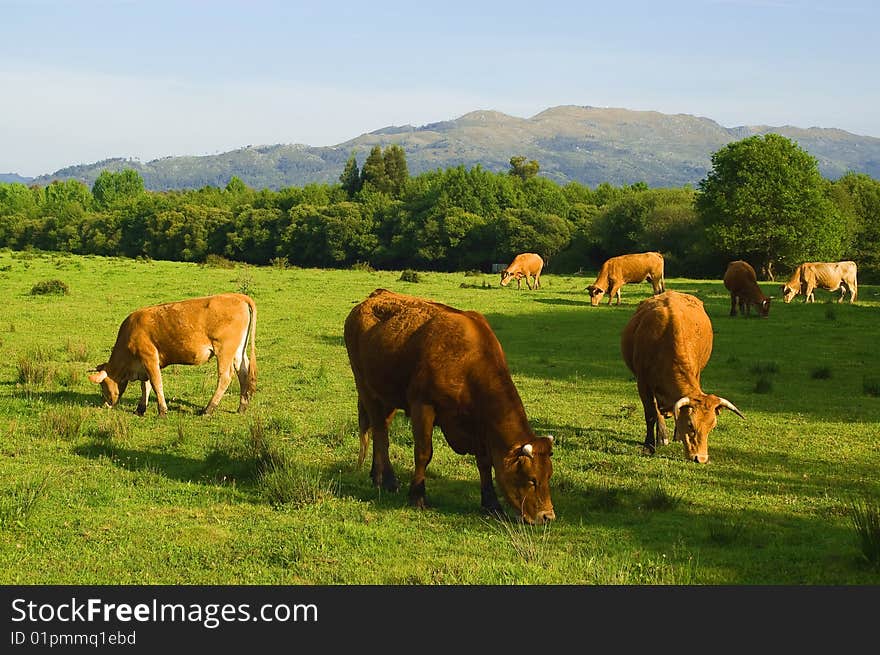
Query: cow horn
673 396 691 420
88 370 108 384
520 443 534 458
717 397 745 420
544 435 554 444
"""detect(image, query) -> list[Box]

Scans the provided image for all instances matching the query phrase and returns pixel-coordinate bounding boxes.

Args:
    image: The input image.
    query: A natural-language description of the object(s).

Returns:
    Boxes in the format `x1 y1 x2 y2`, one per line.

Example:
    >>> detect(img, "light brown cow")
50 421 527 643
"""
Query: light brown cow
780 261 858 304
500 252 544 290
723 260 771 317
586 252 665 306
621 291 744 463
344 288 555 524
88 293 257 417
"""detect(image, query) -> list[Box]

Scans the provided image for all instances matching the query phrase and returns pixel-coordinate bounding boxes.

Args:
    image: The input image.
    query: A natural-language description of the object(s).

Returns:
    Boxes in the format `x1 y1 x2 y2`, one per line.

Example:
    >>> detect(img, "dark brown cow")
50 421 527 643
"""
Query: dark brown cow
780 261 858 304
621 291 744 463
88 293 257 417
343 288 555 524
586 252 665 306
500 252 544 290
723 260 771 317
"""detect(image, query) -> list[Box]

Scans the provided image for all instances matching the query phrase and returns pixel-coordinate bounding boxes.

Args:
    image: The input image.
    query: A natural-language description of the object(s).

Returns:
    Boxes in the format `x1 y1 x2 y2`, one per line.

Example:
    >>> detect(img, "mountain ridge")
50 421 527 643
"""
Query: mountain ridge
17 105 880 190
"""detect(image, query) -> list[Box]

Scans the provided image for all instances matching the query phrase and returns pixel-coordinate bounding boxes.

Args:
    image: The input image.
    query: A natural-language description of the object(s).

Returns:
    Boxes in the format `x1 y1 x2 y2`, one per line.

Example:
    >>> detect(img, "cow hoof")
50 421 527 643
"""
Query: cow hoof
199 406 215 417
158 410 168 419
135 406 146 416
641 445 656 456
409 495 429 509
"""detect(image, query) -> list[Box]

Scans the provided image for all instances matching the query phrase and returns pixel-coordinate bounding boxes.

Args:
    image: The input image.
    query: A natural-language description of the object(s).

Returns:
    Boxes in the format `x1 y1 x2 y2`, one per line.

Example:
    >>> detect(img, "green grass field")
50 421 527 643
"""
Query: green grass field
1 249 878 584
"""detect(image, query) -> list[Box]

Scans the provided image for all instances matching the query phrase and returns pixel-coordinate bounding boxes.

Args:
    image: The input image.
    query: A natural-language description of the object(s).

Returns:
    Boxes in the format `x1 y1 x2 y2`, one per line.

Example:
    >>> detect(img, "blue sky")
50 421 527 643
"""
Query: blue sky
1 0 878 177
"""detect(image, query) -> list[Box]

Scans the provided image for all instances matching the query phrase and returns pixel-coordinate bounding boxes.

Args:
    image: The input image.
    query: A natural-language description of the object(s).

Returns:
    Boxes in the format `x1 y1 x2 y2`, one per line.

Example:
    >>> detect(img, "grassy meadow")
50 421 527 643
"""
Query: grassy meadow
0 249 878 585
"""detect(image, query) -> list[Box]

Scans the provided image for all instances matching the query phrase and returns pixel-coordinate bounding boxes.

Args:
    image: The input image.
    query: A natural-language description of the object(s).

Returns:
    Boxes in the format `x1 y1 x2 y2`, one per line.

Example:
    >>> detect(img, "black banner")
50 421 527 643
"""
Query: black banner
1 585 875 651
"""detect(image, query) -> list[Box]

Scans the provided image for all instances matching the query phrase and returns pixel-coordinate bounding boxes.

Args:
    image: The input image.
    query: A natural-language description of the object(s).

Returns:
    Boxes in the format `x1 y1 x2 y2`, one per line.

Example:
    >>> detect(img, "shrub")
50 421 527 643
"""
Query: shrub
270 256 290 270
642 482 684 511
810 366 832 380
753 375 773 394
398 269 421 283
17 347 53 385
40 405 87 440
849 498 880 568
0 478 49 529
204 254 235 269
259 463 339 508
863 377 880 398
30 279 69 295
351 261 375 273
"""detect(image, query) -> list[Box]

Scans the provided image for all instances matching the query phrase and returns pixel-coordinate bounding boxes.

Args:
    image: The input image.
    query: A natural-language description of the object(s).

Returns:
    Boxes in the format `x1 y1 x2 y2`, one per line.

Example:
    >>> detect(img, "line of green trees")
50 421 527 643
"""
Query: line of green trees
1 136 878 280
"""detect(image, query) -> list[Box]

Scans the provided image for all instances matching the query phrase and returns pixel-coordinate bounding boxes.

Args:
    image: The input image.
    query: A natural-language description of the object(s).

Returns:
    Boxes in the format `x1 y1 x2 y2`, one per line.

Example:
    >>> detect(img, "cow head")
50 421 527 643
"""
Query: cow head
780 283 798 303
88 365 128 408
672 395 744 463
586 285 605 307
500 270 513 287
758 297 772 317
496 436 555 524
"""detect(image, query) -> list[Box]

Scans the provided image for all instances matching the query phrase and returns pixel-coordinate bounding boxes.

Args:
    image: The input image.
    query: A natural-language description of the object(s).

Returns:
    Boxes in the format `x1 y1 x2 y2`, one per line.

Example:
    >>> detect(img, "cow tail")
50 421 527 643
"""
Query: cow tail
245 297 257 398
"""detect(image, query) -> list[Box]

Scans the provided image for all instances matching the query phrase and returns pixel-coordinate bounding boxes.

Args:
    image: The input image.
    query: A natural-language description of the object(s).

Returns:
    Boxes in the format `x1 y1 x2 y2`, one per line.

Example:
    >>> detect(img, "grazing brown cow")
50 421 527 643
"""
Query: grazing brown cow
723 260 771 317
344 288 555 524
780 261 858 304
586 252 665 306
500 252 544 290
621 291 744 463
88 293 257 417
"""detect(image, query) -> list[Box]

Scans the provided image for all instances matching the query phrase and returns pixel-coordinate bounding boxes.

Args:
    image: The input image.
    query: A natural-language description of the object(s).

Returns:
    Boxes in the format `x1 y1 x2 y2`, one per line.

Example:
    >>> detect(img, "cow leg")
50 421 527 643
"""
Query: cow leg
143 356 168 417
729 294 737 317
408 402 435 509
203 347 236 415
525 276 533 290
476 451 504 515
637 379 660 454
536 273 541 289
364 400 399 492
136 380 152 416
837 285 846 303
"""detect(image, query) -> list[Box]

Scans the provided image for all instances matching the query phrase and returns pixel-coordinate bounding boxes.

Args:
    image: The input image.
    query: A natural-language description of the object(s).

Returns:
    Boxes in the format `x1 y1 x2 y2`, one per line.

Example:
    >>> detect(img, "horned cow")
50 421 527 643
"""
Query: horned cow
621 290 744 463
88 293 257 417
780 261 858 304
343 288 555 524
586 252 665 306
723 260 771 317
500 253 544 290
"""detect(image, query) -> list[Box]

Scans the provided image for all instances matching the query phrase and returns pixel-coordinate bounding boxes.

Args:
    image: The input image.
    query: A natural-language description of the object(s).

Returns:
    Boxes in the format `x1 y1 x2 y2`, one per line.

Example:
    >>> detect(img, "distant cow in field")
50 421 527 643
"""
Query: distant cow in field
586 252 665 306
780 261 858 304
621 290 744 463
723 260 771 317
88 293 257 417
344 288 555 524
500 253 544 290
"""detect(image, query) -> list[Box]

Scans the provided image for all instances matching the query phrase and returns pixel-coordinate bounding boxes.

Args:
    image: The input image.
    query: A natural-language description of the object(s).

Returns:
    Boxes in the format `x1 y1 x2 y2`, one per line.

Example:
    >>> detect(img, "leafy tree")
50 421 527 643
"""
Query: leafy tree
831 172 880 281
0 182 39 217
508 156 540 180
360 145 389 194
382 144 409 197
339 153 362 198
92 169 145 208
696 134 845 279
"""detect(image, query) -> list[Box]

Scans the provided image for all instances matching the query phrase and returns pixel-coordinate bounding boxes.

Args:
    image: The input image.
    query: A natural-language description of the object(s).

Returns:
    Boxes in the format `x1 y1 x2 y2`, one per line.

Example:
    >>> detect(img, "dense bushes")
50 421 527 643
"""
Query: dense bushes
1 145 878 279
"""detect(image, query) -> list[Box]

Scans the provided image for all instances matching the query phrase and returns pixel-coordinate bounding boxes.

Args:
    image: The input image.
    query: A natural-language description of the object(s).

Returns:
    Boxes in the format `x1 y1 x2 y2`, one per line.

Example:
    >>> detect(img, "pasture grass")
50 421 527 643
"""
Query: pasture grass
0 249 878 584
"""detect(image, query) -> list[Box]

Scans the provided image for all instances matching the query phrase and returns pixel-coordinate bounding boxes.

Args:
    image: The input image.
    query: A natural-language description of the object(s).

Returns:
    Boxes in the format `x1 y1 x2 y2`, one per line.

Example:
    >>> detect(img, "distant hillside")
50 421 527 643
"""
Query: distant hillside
28 105 880 190
0 173 33 184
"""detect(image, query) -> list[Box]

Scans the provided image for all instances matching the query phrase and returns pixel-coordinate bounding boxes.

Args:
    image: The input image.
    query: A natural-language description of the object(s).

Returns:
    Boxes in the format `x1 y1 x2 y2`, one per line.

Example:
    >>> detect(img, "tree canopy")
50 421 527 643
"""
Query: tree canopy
696 133 846 280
